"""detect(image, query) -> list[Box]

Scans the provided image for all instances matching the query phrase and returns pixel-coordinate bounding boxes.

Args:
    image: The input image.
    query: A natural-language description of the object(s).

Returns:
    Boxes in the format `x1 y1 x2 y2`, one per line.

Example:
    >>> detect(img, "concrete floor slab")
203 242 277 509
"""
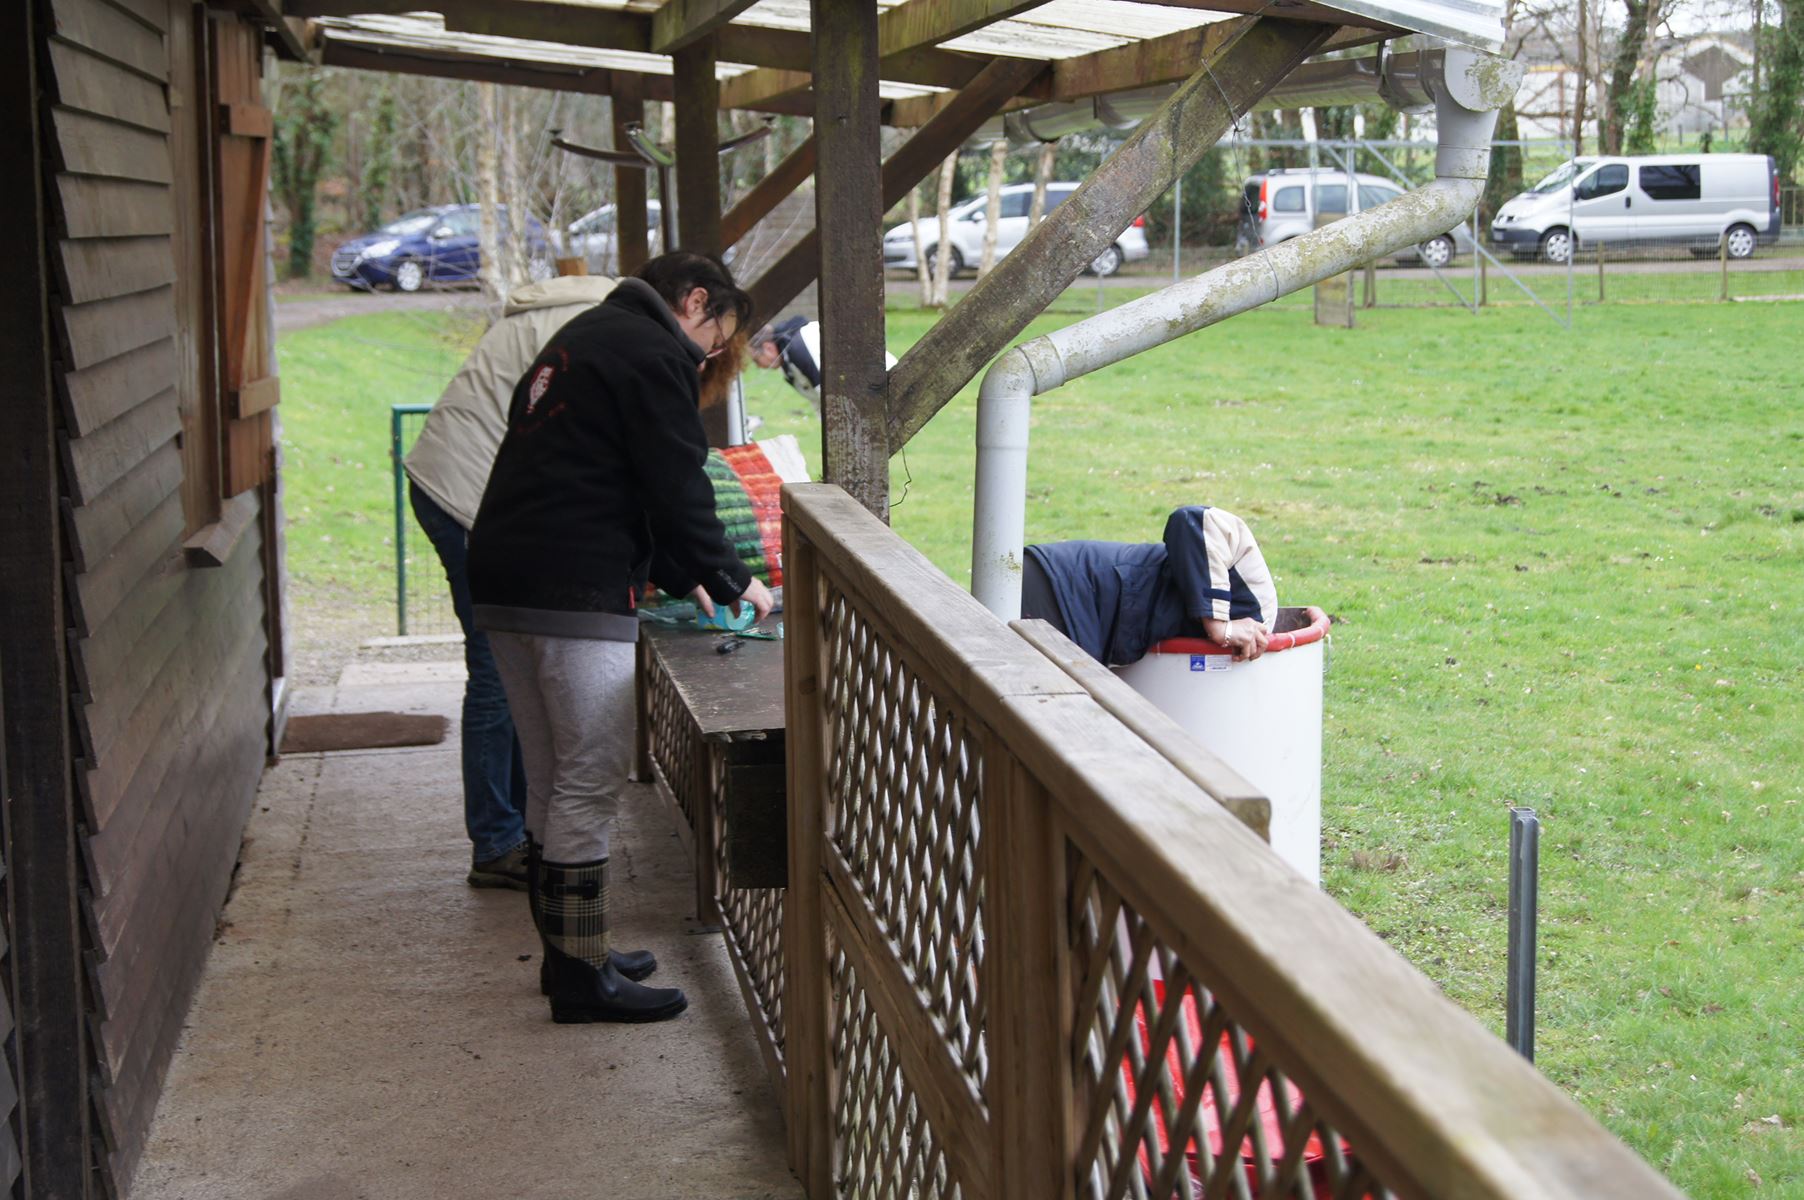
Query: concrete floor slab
134 666 798 1200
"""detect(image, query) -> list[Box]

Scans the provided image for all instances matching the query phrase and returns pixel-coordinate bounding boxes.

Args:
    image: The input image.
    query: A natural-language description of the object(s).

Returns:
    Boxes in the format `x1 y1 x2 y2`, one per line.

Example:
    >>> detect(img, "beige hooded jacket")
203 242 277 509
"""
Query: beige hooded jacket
403 274 619 529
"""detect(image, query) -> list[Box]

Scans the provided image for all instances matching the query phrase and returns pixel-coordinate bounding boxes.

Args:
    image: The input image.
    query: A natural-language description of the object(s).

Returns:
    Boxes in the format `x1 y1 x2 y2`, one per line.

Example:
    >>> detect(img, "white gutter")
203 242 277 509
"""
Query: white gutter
971 48 1523 618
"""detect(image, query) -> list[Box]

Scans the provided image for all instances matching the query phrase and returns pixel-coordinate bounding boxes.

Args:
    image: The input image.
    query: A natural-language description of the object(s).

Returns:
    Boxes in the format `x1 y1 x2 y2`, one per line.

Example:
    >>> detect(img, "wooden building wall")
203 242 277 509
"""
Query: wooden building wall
34 0 280 1190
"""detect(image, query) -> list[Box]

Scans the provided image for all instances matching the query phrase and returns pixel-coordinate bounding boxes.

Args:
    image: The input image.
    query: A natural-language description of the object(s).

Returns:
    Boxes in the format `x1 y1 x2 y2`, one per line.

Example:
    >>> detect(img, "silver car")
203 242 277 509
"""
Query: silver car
883 182 1151 277
1234 169 1473 268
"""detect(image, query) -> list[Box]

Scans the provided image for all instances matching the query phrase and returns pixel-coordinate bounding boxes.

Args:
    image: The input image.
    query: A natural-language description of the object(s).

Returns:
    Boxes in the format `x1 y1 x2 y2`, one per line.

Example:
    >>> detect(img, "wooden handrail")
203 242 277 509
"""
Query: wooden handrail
782 482 1682 1200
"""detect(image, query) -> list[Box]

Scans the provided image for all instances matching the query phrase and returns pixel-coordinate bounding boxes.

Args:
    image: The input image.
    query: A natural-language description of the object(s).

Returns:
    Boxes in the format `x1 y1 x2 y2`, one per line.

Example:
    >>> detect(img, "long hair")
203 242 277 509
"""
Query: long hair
697 329 748 410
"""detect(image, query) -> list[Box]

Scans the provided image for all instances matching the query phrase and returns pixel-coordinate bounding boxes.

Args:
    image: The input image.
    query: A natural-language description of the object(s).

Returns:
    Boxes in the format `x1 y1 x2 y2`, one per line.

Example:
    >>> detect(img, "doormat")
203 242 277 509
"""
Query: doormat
280 712 448 754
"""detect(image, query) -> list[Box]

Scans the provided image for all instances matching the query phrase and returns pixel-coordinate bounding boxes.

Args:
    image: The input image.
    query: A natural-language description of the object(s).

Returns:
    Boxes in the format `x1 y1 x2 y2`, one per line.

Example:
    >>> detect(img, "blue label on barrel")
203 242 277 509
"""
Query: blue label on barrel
1190 655 1208 672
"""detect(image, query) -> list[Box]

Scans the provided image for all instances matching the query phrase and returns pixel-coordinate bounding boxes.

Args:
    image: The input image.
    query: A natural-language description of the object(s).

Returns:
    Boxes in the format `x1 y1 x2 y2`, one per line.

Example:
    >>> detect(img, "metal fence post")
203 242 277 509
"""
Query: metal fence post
392 404 407 636
1596 240 1605 303
1507 807 1540 1062
1720 230 1730 302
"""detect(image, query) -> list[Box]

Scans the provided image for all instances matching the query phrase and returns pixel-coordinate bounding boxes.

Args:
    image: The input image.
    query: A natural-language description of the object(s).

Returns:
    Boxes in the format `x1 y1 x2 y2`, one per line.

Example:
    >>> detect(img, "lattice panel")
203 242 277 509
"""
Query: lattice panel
820 581 988 1095
1069 848 1396 1200
645 651 701 830
712 754 787 1060
832 947 965 1200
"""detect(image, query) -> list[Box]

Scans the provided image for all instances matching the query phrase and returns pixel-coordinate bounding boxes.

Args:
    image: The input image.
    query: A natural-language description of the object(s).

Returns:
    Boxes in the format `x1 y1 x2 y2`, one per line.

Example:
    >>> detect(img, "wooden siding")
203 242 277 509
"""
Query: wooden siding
42 0 273 1191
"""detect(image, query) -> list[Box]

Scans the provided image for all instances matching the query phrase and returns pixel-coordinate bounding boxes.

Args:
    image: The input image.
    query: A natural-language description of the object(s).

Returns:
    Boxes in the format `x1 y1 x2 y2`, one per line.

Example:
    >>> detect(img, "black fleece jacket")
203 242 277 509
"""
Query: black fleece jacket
467 278 752 641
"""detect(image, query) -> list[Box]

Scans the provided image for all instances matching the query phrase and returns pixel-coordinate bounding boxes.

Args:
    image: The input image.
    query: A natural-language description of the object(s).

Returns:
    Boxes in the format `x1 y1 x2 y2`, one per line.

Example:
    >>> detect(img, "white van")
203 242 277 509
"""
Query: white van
1490 154 1780 264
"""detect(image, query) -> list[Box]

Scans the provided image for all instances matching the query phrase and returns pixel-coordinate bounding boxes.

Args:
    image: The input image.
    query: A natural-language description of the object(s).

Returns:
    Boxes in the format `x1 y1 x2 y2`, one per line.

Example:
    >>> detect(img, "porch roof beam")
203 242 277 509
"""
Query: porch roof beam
652 0 764 54
719 0 1045 113
882 18 1383 125
885 17 1336 449
317 39 678 101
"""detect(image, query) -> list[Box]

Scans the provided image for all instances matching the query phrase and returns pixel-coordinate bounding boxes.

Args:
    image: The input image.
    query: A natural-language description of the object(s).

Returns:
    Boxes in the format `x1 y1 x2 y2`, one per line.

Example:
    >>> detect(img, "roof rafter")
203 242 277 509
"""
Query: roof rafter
651 0 764 54
719 0 1047 117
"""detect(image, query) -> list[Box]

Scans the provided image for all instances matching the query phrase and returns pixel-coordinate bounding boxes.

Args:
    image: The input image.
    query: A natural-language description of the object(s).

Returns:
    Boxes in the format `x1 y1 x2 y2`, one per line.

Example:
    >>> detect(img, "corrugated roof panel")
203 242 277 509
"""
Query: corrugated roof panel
316 13 947 96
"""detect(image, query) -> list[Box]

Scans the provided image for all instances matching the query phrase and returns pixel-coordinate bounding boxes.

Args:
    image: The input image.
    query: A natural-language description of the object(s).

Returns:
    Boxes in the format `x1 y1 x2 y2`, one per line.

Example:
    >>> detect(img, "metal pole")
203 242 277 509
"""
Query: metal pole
1720 229 1730 301
1597 239 1606 303
391 405 407 636
1507 807 1540 1061
1173 176 1182 283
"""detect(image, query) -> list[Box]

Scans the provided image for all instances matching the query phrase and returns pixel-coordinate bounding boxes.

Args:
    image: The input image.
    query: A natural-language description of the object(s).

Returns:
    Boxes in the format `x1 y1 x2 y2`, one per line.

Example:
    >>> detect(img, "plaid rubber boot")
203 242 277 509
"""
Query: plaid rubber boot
529 840 655 994
538 857 686 1024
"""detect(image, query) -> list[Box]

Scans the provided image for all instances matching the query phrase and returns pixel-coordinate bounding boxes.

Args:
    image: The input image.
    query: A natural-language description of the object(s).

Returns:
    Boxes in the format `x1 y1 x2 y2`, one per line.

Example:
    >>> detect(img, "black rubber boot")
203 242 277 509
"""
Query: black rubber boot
530 840 656 992
539 857 685 1024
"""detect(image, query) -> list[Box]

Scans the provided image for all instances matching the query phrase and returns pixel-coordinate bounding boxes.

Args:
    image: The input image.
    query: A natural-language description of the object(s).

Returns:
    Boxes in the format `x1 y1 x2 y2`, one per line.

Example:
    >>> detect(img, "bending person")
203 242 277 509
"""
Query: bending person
404 274 619 891
749 315 894 407
468 253 773 1025
1021 505 1276 666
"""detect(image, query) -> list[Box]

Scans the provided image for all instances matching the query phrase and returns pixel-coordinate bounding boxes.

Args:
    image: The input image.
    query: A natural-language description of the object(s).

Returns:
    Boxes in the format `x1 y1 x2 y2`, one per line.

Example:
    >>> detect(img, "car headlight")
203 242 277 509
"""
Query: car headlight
362 239 401 259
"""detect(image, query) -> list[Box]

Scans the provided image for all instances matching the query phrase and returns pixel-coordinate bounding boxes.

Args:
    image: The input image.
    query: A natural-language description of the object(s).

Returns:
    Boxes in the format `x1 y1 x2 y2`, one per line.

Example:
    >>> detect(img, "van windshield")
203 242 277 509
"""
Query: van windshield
1529 161 1587 194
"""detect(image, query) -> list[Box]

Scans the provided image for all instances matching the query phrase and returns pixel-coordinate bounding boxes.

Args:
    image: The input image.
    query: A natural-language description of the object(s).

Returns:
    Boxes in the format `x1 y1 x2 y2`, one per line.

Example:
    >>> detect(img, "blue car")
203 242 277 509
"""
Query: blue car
330 204 554 292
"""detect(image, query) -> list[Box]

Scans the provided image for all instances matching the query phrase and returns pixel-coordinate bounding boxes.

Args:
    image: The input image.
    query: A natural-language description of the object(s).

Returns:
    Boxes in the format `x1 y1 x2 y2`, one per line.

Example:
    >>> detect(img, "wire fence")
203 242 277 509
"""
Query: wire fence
389 403 460 638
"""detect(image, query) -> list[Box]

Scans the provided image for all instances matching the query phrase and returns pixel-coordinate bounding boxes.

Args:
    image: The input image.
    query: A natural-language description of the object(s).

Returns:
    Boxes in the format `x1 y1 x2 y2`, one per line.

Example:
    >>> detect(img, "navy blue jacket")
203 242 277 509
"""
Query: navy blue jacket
1024 507 1273 666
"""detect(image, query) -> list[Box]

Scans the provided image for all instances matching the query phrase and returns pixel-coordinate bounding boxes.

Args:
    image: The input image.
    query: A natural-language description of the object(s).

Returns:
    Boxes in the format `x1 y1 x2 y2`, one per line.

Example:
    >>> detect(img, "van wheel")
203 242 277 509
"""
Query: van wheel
1538 228 1572 265
1725 224 1757 260
1087 245 1124 277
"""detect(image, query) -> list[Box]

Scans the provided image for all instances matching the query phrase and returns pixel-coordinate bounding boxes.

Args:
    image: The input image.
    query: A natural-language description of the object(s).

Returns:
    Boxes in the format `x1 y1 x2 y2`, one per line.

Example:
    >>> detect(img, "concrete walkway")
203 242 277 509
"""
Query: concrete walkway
133 661 798 1200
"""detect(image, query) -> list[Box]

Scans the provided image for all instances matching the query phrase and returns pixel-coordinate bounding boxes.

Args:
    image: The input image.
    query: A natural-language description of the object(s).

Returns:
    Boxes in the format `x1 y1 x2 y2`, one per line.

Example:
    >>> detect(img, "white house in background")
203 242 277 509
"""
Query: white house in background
1509 32 1753 145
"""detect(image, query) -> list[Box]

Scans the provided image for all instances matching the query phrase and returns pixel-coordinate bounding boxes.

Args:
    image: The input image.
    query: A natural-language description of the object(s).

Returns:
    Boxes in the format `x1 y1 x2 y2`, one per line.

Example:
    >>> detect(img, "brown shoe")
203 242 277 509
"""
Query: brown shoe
468 841 529 891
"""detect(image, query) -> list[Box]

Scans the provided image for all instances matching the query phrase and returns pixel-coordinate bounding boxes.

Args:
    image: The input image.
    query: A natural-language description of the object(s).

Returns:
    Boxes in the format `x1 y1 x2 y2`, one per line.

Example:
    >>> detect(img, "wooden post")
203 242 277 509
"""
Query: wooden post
984 747 1075 1200
810 0 890 518
781 520 834 1195
0 2 91 1190
673 36 722 256
1719 229 1729 301
613 85 650 276
886 18 1333 449
1478 250 1488 307
1596 239 1606 302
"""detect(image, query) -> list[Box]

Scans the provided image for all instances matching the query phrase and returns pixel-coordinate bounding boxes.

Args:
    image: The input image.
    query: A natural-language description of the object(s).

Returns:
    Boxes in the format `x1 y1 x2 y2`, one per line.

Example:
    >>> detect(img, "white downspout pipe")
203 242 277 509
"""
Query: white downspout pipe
970 49 1523 619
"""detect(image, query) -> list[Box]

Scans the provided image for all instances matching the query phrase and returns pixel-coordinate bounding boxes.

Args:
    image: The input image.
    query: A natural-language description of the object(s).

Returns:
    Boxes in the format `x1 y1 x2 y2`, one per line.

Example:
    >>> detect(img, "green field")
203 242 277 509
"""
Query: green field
280 290 1802 1197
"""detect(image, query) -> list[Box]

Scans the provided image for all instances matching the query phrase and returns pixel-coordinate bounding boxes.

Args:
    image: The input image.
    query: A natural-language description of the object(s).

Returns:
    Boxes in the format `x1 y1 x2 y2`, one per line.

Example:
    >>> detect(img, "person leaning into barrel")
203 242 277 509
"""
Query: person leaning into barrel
1020 505 1276 666
467 252 774 1025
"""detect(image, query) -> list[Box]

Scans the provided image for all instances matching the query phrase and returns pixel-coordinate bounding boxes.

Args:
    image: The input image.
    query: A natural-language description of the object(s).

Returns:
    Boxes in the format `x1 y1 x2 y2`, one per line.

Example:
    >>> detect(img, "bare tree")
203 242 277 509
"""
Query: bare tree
929 151 958 307
977 139 1008 276
907 183 933 308
478 83 505 303
1027 142 1055 226
1574 0 1590 152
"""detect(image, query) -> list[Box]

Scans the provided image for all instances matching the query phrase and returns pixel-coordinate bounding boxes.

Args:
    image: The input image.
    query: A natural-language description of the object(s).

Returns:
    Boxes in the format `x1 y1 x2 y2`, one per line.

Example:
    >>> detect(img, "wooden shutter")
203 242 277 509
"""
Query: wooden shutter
209 17 275 496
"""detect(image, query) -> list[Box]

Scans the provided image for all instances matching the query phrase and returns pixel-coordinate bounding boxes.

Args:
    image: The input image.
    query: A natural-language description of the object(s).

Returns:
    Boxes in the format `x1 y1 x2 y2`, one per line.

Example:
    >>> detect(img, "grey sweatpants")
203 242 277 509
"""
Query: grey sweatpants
488 632 637 862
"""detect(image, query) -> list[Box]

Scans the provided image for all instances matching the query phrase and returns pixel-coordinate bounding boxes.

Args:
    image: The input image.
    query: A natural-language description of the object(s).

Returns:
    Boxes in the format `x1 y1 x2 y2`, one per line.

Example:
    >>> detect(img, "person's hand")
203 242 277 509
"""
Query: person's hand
688 584 717 619
734 577 775 623
1203 617 1270 662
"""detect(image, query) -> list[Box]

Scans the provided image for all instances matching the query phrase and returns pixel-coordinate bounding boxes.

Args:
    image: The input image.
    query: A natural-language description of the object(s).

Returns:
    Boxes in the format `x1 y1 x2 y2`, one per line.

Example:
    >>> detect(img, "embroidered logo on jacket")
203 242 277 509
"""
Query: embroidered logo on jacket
526 364 555 412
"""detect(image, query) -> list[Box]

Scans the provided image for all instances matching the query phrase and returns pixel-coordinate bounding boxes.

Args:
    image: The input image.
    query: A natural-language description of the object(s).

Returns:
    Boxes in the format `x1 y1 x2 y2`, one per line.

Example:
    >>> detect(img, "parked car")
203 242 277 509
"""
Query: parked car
882 182 1151 278
1233 169 1472 268
330 205 554 292
1490 153 1780 264
555 200 666 275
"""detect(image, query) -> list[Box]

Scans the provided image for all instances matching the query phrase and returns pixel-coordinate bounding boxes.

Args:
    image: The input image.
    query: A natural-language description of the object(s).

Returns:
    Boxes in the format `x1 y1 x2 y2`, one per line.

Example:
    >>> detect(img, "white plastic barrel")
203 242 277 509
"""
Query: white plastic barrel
1114 606 1330 885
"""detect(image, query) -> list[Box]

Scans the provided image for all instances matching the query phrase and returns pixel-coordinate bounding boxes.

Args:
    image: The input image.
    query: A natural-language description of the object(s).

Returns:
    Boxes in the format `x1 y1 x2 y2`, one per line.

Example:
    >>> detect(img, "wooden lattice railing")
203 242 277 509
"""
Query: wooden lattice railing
780 483 1683 1200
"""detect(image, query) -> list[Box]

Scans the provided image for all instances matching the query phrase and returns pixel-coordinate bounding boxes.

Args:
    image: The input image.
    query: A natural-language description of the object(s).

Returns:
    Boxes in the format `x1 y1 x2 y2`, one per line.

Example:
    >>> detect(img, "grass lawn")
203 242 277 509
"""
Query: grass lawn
281 289 1801 1197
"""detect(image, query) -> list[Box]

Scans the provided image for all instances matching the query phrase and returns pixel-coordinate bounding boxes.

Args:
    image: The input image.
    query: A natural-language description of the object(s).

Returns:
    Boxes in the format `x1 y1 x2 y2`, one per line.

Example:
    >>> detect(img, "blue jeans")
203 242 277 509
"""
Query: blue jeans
409 481 528 862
